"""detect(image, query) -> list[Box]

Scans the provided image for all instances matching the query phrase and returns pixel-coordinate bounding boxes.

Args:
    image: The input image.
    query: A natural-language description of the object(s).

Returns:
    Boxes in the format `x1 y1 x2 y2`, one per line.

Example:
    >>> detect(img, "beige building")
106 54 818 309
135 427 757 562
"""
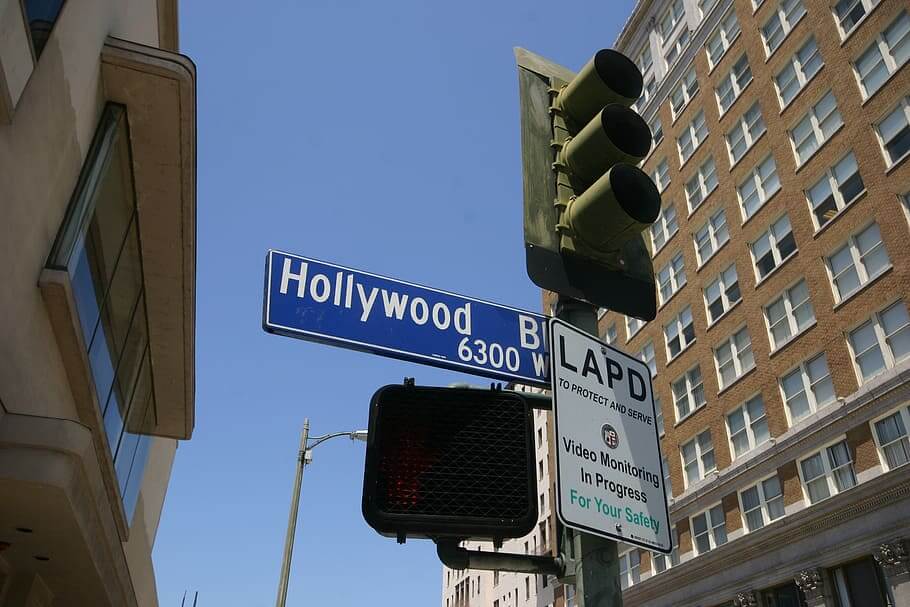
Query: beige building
0 1 196 605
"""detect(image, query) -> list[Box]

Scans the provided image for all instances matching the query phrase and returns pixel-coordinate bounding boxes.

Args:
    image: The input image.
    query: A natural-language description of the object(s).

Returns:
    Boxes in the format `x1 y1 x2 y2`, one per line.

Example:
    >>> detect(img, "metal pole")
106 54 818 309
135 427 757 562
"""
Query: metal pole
275 418 309 607
556 298 623 607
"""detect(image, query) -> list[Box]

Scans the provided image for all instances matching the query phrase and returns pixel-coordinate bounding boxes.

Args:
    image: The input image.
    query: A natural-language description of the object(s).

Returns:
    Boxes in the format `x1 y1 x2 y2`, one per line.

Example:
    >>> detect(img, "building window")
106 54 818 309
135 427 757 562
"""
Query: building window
652 527 679 573
691 504 727 553
660 0 686 42
775 37 824 108
694 208 729 267
806 152 865 230
640 76 657 109
704 264 741 325
652 158 671 193
604 323 618 345
738 156 781 219
715 328 755 389
873 407 910 470
637 341 657 376
673 366 706 421
765 279 815 350
848 301 910 382
751 215 797 281
826 223 891 303
46 105 153 523
854 11 910 98
627 316 646 340
707 9 742 68
833 0 881 39
876 98 910 168
762 0 808 57
790 92 844 166
716 55 752 116
685 156 718 212
740 475 785 531
652 117 664 147
682 430 716 486
831 558 894 606
661 448 672 493
658 252 687 307
656 396 665 436
665 306 695 360
665 28 692 68
671 68 700 119
619 550 641 589
726 102 766 165
678 111 708 165
638 44 654 74
650 204 679 254
22 0 67 58
780 353 836 424
727 394 769 458
800 440 857 503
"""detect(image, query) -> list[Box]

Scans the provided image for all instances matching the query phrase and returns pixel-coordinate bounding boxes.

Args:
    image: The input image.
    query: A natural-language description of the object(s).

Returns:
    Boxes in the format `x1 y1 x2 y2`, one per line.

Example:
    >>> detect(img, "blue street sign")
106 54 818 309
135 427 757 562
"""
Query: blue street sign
263 250 550 386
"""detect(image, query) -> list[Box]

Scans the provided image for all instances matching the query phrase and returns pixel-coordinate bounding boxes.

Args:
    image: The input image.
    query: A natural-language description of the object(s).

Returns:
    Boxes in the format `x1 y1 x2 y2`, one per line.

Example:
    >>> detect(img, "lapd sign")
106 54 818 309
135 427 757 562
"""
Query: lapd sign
549 319 670 553
263 250 550 387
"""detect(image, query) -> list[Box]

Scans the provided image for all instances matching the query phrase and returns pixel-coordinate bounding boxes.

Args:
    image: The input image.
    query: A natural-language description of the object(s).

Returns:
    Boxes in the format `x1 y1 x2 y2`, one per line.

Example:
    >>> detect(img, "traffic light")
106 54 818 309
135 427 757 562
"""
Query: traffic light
361 383 537 541
516 48 661 320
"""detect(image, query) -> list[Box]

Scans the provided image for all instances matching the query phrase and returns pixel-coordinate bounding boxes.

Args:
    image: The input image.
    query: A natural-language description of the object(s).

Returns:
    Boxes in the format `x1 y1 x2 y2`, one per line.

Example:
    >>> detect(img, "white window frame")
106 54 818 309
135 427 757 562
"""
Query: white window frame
619 550 641 589
738 473 786 532
714 326 755 390
806 152 865 231
650 203 679 255
726 394 769 459
677 111 708 165
715 54 752 116
738 155 781 220
637 341 657 377
652 527 679 573
833 0 882 40
874 97 910 169
870 405 910 471
704 264 741 326
726 102 766 166
652 158 671 193
651 116 665 147
627 316 646 340
788 91 844 167
847 300 910 384
706 9 742 69
681 429 716 487
670 68 700 120
690 503 727 553
659 0 687 44
657 251 687 307
764 279 816 351
797 438 857 504
779 353 836 426
825 222 891 304
694 208 729 267
665 28 692 70
685 156 718 212
673 365 706 421
664 305 695 360
775 37 823 109
603 322 618 345
761 0 808 58
853 11 910 99
750 214 796 282
638 43 654 75
656 395 665 436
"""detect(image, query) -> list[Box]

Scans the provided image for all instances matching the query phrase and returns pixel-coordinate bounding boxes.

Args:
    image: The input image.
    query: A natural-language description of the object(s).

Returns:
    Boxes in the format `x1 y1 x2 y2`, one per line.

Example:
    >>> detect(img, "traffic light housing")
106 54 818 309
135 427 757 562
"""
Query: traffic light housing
361 383 537 541
516 48 661 320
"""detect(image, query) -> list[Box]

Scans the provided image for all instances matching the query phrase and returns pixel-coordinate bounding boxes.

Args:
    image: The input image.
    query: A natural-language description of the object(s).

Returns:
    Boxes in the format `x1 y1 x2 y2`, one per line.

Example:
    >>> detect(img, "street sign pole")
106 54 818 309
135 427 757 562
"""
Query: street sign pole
554 297 622 607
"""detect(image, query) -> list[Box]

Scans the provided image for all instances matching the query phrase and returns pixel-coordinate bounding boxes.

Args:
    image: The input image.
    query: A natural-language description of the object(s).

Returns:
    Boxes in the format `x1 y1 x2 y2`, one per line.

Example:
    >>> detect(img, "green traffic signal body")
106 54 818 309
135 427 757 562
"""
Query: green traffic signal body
555 49 643 126
560 104 652 186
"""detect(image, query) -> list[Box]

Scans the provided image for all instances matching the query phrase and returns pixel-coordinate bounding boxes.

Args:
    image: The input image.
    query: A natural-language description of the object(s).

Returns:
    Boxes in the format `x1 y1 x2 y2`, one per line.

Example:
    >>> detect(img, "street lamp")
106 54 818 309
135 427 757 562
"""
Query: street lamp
275 418 368 607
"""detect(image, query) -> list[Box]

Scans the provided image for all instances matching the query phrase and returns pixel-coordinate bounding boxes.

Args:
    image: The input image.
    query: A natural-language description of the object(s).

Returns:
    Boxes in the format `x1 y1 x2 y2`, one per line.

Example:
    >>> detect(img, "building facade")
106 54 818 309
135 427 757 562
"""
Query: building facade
0 1 196 605
445 0 909 605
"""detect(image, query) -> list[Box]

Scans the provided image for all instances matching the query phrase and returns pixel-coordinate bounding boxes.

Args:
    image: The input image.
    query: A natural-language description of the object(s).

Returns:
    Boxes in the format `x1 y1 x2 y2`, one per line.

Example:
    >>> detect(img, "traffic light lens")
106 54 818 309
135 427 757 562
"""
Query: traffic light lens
600 104 652 160
593 49 643 100
611 164 661 223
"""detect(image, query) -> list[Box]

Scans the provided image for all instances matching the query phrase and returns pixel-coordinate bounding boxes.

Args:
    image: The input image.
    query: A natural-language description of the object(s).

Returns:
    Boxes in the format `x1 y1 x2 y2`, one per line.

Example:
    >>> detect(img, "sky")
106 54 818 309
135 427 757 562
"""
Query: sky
151 1 637 605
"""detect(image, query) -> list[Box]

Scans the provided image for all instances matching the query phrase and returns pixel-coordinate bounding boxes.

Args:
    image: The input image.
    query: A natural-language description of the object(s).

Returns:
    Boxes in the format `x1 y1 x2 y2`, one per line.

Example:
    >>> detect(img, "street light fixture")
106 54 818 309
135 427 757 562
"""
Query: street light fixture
275 419 368 607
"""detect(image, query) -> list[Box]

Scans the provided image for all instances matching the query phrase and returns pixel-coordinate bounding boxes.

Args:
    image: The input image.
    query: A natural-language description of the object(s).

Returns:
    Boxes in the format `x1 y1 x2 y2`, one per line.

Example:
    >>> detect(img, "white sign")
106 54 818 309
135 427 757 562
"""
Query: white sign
549 319 671 553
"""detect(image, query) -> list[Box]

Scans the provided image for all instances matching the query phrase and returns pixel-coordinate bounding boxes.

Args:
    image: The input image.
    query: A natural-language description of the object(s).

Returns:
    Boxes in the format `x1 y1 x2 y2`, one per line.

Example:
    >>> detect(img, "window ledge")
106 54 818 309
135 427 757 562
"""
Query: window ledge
777 64 825 116
671 96 699 128
754 249 799 289
728 129 767 171
762 12 808 65
832 266 894 310
666 340 697 367
768 321 817 359
707 31 743 77
657 286 686 313
716 364 757 397
717 78 755 122
860 62 909 108
885 149 910 175
652 230 681 259
793 123 845 174
696 238 731 273
687 186 720 221
673 403 708 428
812 191 866 239
679 139 709 171
838 1 887 46
705 299 743 333
740 186 783 228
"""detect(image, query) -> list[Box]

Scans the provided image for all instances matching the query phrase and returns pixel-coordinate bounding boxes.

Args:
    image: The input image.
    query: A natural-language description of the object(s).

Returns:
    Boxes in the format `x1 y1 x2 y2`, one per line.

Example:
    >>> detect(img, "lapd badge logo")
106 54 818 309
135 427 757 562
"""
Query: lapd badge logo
601 424 619 449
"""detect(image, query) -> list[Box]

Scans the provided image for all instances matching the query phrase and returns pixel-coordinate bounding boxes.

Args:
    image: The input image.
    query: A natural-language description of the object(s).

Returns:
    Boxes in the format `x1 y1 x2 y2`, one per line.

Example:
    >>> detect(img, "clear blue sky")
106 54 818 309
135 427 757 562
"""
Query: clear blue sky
152 1 636 604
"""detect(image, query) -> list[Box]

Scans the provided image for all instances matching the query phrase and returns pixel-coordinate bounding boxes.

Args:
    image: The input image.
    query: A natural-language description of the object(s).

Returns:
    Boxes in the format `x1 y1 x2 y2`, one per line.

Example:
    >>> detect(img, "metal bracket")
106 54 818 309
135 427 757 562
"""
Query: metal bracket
435 540 564 577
